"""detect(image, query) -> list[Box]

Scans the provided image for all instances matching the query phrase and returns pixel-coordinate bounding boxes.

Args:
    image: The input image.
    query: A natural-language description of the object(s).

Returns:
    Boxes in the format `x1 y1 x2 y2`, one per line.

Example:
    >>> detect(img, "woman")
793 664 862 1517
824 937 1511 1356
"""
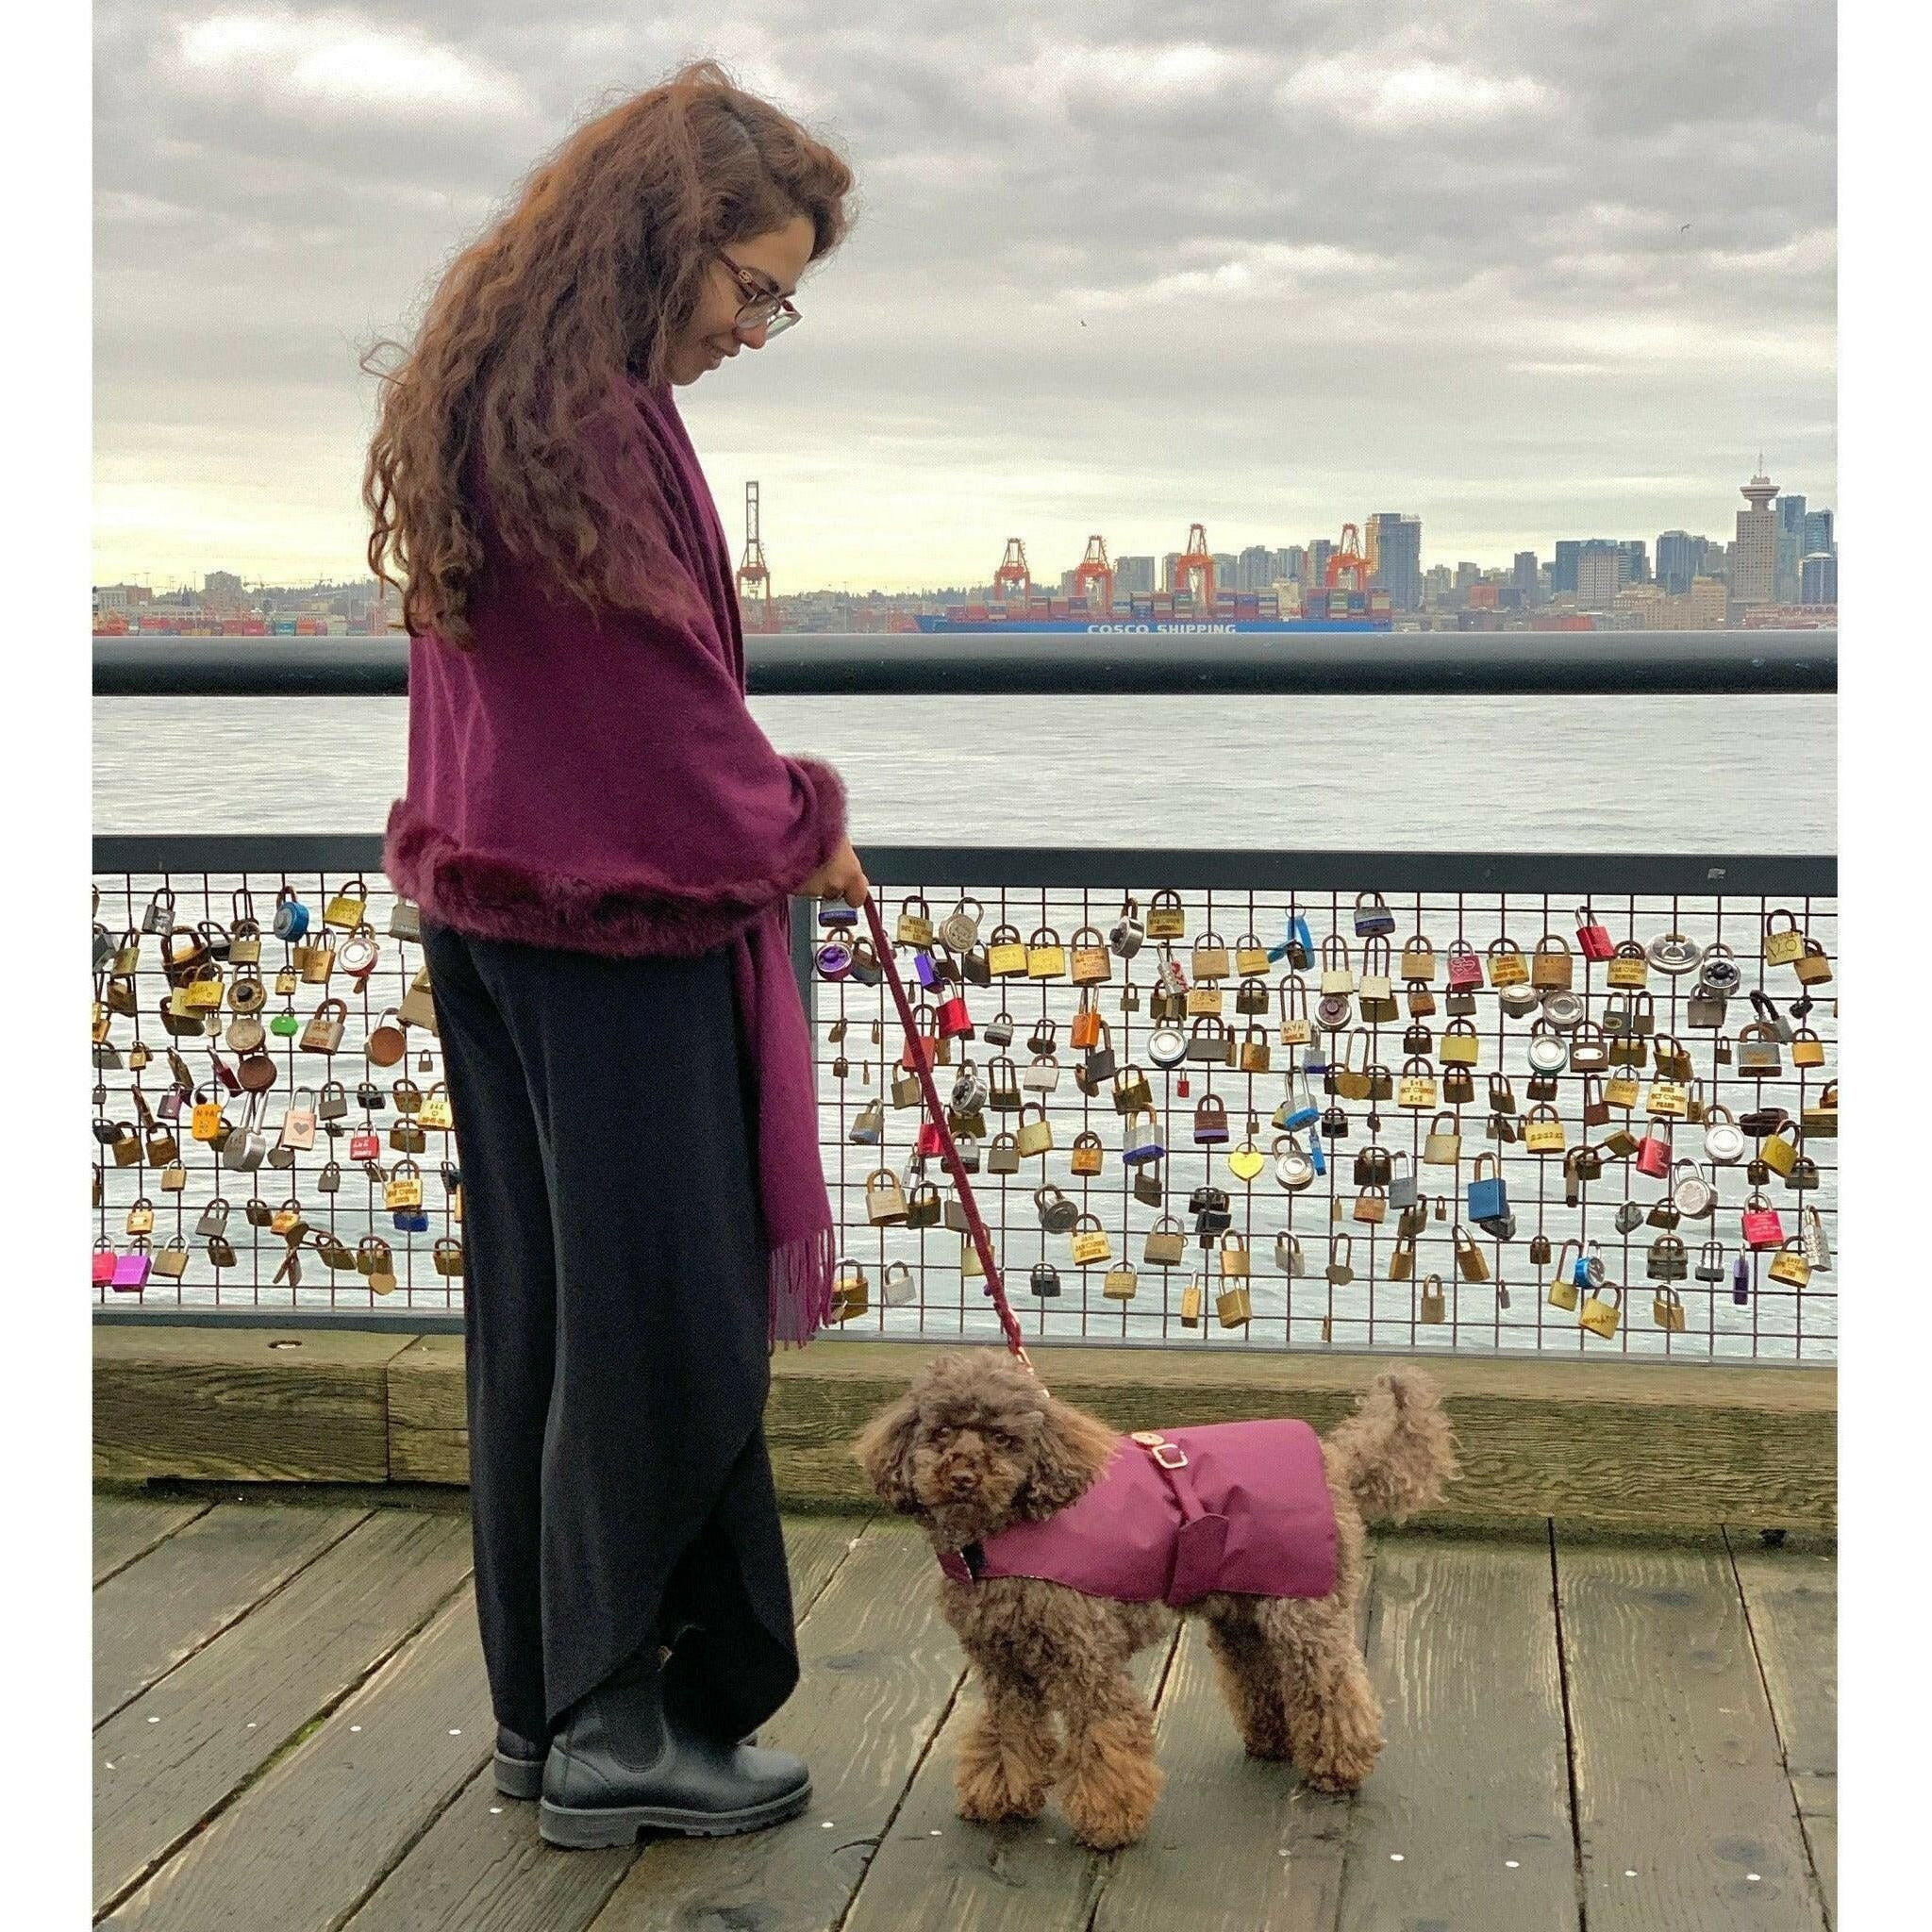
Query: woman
364 60 869 1850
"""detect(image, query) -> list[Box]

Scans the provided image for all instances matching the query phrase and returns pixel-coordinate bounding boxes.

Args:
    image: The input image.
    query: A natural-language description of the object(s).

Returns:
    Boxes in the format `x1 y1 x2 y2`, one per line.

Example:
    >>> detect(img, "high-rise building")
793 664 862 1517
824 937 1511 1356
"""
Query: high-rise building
1576 541 1622 609
1364 513 1422 611
1114 555 1157 597
1804 508 1834 556
1733 462 1780 605
1283 545 1307 582
1801 552 1838 606
1307 539 1334 586
204 569 245 612
1774 494 1807 603
1684 577 1728 628
1160 551 1182 591
1657 531 1698 595
1618 540 1649 586
1552 541 1582 595
1237 544 1275 591
1211 554 1238 592
1455 560 1481 591
1513 551 1539 599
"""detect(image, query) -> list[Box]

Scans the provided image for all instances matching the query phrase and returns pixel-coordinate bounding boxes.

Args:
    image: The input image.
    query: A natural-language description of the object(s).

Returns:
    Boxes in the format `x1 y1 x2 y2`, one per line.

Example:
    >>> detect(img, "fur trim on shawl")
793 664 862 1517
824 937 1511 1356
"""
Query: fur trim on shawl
382 757 846 960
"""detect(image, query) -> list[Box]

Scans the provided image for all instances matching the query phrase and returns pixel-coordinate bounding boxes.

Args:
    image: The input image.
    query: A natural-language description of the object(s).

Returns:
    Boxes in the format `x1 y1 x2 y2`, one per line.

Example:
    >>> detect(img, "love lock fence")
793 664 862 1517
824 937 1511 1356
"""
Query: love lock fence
91 838 1836 1363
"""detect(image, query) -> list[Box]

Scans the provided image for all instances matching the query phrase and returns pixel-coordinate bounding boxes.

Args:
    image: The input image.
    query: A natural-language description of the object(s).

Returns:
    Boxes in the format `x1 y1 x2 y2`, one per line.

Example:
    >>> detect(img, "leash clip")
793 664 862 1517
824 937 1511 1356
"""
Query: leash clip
1132 1428 1189 1471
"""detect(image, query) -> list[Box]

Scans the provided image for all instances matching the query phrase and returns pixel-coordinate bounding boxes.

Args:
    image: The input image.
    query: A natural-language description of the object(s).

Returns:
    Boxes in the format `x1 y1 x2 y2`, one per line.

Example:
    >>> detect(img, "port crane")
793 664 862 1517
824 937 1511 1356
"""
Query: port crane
993 538 1031 604
1072 535 1115 616
1174 522 1216 606
734 481 774 633
1324 523 1371 592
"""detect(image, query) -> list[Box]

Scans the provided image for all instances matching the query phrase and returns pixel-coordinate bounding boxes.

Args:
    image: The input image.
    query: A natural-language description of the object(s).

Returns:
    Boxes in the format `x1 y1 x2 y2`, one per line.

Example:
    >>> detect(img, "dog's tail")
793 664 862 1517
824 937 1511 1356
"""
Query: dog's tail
1324 1371 1457 1524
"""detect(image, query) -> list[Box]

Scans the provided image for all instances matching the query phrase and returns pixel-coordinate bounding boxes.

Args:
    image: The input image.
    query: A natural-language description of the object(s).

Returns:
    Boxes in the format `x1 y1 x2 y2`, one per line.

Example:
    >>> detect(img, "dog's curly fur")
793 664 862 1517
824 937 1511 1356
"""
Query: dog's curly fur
852 1351 1457 1850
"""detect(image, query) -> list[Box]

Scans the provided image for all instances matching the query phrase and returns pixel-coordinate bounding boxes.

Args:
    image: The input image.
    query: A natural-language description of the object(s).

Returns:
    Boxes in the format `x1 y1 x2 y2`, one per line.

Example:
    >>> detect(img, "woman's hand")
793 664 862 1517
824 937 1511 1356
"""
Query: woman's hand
796 837 871 909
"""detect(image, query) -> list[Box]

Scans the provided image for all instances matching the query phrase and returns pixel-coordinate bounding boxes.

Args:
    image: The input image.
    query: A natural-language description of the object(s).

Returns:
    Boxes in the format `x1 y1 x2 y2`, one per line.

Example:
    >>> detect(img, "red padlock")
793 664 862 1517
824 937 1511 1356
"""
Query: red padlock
1576 904 1616 962
92 1240 117 1287
1634 1116 1672 1179
916 1120 945 1158
1740 1198 1785 1249
936 991 974 1038
350 1131 381 1162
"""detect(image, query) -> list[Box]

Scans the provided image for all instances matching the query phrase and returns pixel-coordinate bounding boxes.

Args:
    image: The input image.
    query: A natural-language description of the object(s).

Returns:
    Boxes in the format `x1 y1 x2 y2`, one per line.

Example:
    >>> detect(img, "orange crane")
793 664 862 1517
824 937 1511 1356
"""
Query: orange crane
1324 523 1370 591
1174 522 1215 605
734 481 774 633
993 538 1031 604
1072 535 1115 616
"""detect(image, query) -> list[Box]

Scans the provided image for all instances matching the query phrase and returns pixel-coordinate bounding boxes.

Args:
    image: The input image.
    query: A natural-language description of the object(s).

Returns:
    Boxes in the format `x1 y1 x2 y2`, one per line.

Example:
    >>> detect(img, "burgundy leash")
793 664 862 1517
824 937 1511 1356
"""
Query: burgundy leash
858 892 1034 1374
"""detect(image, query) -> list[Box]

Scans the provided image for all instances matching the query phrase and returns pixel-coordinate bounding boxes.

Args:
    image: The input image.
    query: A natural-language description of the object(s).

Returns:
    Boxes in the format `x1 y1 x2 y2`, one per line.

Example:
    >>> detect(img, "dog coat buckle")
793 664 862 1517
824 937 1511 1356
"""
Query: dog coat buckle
1131 1429 1189 1471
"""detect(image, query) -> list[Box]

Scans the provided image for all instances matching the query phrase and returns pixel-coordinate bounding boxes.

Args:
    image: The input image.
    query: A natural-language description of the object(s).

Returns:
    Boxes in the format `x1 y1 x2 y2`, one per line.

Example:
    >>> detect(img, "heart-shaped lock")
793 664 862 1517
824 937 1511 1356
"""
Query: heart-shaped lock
1227 1138 1265 1184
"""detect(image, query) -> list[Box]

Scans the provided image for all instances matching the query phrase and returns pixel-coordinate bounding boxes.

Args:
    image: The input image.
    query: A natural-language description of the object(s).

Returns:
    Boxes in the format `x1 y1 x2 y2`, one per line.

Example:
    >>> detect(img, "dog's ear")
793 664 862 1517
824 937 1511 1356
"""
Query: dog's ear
852 1393 923 1514
1015 1392 1119 1517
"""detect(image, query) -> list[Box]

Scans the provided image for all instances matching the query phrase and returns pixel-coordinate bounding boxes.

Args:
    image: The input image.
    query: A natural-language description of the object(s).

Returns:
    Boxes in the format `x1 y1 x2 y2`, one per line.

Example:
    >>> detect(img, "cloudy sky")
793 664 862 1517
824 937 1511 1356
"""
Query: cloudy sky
93 1 1836 593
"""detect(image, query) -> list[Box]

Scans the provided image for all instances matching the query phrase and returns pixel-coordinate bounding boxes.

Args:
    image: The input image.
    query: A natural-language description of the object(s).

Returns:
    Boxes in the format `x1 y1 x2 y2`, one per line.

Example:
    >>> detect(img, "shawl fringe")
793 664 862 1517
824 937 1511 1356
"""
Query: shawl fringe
767 1219 838 1351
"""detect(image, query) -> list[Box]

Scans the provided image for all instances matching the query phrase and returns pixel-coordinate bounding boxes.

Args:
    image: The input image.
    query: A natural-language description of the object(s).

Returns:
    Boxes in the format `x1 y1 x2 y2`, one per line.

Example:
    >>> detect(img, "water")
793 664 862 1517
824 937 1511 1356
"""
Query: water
92 692 1838 1360
92 693 1835 850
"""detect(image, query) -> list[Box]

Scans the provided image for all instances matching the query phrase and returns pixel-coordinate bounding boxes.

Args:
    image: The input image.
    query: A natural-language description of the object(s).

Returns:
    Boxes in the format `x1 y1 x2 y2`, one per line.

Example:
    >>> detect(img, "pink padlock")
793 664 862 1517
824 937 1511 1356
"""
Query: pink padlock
1740 1198 1785 1250
92 1240 117 1287
1633 1117 1673 1179
1445 940 1483 990
111 1245 153 1291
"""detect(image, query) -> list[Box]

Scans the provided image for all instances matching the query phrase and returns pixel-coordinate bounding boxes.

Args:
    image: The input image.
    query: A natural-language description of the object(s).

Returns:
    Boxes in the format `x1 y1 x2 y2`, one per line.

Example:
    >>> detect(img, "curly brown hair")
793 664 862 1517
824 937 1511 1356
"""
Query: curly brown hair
360 58 856 645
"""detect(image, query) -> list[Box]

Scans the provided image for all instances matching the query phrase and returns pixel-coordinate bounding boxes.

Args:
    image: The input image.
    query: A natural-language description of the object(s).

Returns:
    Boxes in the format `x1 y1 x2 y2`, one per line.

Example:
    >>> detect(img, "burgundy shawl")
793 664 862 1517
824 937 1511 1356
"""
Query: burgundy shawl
382 376 844 1346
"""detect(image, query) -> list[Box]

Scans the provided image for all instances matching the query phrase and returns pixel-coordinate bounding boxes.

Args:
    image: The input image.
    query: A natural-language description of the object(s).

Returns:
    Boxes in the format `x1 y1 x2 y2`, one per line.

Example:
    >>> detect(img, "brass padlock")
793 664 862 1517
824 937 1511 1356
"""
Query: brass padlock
1579 1285 1623 1340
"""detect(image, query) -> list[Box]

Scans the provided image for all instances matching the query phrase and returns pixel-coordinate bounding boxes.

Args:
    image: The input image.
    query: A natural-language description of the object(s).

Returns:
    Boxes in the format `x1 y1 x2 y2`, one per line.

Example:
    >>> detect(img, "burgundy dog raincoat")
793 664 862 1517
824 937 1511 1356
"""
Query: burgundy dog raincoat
937 1419 1339 1607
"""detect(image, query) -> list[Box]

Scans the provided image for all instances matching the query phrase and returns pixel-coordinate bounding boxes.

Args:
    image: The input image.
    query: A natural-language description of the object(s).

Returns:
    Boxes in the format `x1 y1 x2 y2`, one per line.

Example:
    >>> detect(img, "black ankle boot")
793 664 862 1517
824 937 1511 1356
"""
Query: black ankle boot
493 1723 550 1800
538 1647 809 1848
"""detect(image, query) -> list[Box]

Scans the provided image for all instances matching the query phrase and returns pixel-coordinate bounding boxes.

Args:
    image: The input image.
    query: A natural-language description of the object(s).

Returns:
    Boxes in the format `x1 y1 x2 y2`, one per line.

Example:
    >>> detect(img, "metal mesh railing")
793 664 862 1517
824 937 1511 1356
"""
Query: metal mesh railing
90 844 1837 1362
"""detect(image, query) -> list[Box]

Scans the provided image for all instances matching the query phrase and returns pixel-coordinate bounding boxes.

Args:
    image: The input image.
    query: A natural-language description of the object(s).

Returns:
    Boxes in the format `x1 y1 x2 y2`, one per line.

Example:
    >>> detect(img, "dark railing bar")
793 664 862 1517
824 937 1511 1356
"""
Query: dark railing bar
92 835 1839 899
93 631 1838 699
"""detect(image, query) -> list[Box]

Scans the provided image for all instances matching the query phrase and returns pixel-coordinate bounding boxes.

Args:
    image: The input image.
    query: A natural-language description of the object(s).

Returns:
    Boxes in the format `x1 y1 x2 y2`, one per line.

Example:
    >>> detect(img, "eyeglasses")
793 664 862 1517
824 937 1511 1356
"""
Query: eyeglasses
715 249 800 340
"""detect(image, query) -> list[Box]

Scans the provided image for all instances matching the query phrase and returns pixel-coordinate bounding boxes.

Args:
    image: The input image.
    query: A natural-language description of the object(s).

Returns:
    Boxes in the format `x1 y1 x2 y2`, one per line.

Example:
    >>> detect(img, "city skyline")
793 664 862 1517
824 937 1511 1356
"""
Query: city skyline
93 3 1833 591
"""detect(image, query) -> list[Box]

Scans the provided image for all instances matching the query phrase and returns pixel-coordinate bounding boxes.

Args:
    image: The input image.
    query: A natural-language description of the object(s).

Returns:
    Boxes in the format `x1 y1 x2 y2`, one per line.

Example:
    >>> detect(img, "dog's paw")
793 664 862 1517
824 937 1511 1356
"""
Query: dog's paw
956 1759 1048 1824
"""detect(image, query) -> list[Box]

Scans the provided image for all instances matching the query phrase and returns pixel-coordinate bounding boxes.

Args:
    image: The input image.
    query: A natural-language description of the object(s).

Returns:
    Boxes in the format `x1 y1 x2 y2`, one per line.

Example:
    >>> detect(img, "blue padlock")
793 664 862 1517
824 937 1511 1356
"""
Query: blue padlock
1274 1072 1319 1134
1731 1254 1751 1305
1466 1152 1508 1225
1265 911 1314 968
1352 891 1397 938
1573 1241 1606 1290
272 887 310 941
1307 1135 1326 1179
912 949 940 991
392 1207 430 1234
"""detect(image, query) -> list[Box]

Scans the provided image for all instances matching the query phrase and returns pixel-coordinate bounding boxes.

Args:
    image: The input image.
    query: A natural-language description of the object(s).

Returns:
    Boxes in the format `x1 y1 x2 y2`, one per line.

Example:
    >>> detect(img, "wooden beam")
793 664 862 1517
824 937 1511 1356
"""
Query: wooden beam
92 1328 1836 1535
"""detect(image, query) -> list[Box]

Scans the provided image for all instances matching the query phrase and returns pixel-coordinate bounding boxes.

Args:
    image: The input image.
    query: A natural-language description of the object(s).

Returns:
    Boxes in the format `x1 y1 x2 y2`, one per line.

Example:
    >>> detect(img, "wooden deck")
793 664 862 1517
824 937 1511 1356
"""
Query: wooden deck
93 1485 1836 1930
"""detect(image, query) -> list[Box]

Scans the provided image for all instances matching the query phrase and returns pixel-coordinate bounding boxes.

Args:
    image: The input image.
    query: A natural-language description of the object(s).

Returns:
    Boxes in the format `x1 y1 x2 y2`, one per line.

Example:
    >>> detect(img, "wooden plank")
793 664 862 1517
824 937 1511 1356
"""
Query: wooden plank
92 1508 472 1915
582 1522 965 1932
94 1500 370 1721
337 1514 876 1932
1335 1538 1577 1930
1732 1538 1837 1926
1557 1536 1825 1931
94 1324 419 1481
94 1492 214 1583
386 1335 468 1485
840 1615 1177 1932
101 1588 490 1930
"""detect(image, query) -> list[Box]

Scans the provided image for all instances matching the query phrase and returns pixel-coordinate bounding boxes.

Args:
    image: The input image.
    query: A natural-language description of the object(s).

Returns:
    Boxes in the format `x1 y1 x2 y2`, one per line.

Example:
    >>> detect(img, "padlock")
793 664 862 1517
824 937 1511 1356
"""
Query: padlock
1440 1017 1481 1067
1759 1121 1802 1178
1523 1105 1567 1155
1178 1274 1205 1328
865 1167 909 1224
1579 1284 1623 1340
1465 1152 1507 1224
1652 1285 1687 1333
1740 1196 1785 1250
1606 941 1649 989
1397 1058 1440 1110
1761 908 1806 967
1401 933 1438 982
1453 1224 1490 1282
1575 906 1614 961
1418 1274 1447 1324
1325 1234 1355 1286
1486 938 1529 988
1767 1239 1811 1288
1274 1230 1306 1276
1793 937 1833 987
1145 890 1186 941
1645 1235 1688 1281
1025 925 1067 980
1353 891 1396 938
1034 1183 1079 1234
1014 1103 1054 1158
1670 1160 1716 1220
832 1261 870 1323
1546 1240 1582 1311
1633 1118 1672 1179
1423 1111 1461 1167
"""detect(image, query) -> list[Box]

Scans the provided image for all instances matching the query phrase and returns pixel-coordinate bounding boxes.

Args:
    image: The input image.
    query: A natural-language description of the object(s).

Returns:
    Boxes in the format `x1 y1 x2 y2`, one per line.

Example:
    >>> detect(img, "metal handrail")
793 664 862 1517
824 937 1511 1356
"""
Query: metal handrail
92 630 1839 699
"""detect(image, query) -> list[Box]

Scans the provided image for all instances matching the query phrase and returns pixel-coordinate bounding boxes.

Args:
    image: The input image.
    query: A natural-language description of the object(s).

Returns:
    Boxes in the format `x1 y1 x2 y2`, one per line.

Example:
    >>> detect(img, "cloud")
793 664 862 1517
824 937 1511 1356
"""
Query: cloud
92 0 1837 586
172 8 536 121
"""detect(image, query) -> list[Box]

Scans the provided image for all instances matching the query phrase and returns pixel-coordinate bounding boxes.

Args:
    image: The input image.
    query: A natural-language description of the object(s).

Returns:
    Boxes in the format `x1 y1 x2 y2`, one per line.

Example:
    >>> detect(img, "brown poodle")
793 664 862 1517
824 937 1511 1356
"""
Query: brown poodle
853 1350 1457 1850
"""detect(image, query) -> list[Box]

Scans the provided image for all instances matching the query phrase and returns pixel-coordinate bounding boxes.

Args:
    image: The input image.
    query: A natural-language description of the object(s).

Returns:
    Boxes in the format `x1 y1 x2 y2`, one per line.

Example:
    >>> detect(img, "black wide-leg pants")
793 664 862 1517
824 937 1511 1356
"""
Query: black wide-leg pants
420 919 801 1742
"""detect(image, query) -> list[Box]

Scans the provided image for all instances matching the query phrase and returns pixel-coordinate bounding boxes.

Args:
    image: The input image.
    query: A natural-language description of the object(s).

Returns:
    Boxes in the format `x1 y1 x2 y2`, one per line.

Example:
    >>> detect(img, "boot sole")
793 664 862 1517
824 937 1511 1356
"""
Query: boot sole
493 1750 546 1801
538 1778 810 1848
